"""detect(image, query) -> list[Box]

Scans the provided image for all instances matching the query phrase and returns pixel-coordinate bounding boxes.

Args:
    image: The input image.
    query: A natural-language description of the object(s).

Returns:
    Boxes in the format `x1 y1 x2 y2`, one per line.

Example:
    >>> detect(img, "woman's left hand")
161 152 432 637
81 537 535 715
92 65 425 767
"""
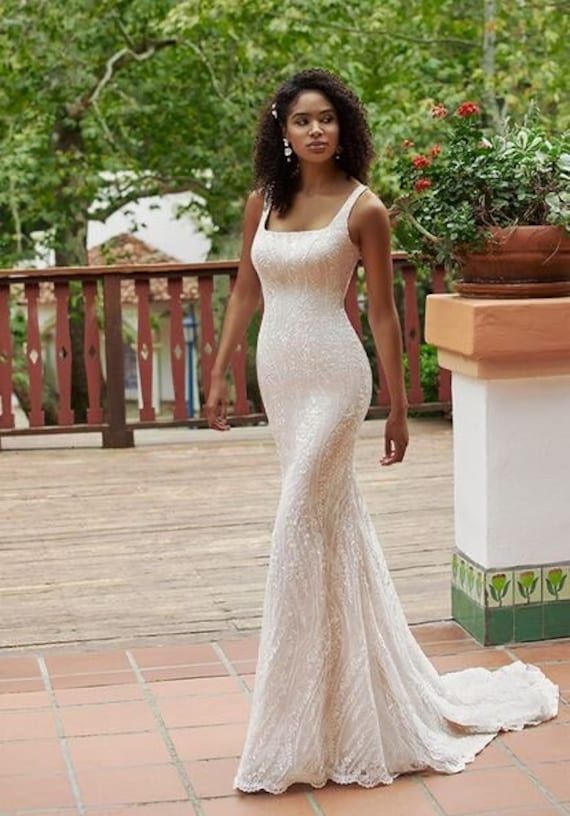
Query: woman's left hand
380 412 409 465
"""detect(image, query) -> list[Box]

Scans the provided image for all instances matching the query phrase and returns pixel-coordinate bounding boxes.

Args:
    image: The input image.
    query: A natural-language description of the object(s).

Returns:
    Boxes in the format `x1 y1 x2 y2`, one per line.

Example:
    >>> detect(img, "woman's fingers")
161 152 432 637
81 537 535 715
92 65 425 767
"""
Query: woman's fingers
214 401 230 430
380 436 407 465
205 400 229 431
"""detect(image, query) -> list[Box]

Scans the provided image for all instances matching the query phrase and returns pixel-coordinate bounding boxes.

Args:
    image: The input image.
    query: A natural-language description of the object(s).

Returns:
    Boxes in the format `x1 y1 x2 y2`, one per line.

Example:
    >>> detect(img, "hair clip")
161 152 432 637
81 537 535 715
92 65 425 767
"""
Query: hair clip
271 102 278 120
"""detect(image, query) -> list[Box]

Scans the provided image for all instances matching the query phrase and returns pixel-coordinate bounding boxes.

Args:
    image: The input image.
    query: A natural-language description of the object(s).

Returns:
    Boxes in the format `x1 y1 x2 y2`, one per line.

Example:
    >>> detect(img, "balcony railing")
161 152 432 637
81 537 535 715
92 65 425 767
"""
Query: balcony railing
0 255 451 449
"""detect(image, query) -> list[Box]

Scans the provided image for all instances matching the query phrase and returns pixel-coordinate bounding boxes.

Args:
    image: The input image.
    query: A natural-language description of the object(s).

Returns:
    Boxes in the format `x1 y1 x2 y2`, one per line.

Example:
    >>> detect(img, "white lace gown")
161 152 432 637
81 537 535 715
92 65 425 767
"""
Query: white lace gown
233 180 559 795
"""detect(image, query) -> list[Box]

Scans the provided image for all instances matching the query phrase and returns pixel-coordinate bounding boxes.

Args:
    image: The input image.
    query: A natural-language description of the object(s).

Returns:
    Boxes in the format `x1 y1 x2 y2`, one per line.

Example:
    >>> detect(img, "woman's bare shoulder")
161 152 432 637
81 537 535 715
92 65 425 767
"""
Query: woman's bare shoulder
349 187 391 237
245 188 266 216
358 187 389 217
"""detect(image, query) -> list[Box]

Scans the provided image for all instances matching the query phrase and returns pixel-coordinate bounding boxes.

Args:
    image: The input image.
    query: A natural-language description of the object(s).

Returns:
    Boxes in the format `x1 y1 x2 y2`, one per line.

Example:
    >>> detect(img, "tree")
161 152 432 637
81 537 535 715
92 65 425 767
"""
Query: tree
0 0 567 414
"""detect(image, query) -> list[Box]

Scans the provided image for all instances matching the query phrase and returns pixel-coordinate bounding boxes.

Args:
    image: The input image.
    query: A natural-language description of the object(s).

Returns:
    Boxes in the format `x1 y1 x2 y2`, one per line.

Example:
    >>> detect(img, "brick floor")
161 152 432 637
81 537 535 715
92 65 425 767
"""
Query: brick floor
0 621 568 816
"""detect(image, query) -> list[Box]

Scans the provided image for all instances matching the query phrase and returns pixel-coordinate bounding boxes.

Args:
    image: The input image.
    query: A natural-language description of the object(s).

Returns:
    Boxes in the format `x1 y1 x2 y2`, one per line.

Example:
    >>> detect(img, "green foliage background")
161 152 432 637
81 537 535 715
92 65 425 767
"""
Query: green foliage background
0 0 567 266
0 0 567 409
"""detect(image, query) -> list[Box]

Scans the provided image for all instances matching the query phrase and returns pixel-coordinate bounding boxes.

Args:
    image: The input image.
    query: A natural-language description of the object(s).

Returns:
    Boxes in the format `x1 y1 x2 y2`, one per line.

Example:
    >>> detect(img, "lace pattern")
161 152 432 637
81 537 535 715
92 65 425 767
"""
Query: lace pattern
233 181 559 795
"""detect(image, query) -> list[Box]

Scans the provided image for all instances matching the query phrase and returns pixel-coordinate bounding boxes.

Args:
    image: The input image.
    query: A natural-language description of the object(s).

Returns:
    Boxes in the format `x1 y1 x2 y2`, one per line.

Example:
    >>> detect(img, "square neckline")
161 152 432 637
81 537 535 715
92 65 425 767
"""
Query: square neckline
262 180 364 235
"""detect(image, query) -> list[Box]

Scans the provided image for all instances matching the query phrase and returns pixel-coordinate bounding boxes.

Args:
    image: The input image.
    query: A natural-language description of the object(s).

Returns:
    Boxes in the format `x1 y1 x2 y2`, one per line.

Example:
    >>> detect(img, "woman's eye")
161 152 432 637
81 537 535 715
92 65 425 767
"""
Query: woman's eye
292 115 334 126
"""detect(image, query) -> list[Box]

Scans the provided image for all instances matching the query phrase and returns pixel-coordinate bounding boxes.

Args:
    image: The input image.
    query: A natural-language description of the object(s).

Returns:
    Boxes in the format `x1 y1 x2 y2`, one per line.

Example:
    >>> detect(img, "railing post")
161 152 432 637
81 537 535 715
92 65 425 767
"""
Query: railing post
25 281 45 427
402 263 424 406
83 280 104 424
430 264 452 403
0 283 15 437
102 275 134 449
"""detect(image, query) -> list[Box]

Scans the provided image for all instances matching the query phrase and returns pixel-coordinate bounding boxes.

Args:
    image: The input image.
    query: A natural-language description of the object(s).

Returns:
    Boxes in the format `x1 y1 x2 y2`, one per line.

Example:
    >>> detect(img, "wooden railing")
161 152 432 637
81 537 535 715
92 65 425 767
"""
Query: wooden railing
0 256 451 449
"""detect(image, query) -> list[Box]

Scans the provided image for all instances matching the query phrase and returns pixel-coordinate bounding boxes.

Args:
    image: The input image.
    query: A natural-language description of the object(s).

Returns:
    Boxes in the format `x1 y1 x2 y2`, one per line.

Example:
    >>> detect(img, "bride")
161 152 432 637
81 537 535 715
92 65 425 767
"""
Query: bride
205 67 559 796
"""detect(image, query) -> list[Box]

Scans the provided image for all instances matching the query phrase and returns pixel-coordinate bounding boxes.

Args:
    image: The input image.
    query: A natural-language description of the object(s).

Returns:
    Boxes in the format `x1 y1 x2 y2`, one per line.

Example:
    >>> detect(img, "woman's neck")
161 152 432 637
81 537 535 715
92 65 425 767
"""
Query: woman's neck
297 161 347 194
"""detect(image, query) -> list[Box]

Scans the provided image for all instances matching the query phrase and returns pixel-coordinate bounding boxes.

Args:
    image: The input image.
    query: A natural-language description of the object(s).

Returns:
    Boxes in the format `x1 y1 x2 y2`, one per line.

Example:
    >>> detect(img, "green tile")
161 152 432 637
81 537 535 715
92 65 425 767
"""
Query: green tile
452 586 465 626
453 588 484 644
451 552 460 586
465 562 476 600
514 604 543 642
486 570 514 608
474 569 484 606
451 557 570 644
470 606 485 644
486 607 514 645
453 586 469 627
460 592 473 629
451 584 461 617
456 556 467 592
514 568 541 605
543 565 570 602
543 600 570 638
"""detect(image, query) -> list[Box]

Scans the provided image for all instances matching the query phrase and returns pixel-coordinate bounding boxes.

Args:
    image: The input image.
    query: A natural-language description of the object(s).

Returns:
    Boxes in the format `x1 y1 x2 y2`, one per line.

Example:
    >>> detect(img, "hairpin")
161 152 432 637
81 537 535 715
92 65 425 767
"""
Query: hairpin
271 102 278 120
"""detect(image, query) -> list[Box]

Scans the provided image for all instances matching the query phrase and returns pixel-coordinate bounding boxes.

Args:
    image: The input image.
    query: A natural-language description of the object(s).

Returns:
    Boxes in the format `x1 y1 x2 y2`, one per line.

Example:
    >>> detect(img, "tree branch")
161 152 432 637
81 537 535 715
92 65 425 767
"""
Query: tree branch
67 37 177 120
8 174 23 254
265 13 477 49
183 41 228 102
89 176 209 222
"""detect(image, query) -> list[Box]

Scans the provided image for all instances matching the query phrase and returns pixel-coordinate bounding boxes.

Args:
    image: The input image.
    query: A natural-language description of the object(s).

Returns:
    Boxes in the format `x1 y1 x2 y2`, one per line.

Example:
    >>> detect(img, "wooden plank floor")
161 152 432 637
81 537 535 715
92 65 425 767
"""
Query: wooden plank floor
0 416 454 654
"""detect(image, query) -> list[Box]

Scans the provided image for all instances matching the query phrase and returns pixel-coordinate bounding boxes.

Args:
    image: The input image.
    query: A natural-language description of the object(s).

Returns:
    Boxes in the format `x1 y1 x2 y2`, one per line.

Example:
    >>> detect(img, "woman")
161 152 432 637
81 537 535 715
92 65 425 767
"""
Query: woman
205 68 558 795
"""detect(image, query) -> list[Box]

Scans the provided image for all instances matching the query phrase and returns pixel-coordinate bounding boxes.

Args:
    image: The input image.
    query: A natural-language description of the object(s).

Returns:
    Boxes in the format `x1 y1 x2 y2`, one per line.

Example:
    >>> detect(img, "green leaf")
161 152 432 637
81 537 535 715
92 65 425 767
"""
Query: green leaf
545 578 556 597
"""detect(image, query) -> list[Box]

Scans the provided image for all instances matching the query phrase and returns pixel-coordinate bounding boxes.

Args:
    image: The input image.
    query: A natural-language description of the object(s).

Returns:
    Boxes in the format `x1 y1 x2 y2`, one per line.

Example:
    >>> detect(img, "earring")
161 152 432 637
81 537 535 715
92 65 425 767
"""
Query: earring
335 145 343 160
283 136 293 163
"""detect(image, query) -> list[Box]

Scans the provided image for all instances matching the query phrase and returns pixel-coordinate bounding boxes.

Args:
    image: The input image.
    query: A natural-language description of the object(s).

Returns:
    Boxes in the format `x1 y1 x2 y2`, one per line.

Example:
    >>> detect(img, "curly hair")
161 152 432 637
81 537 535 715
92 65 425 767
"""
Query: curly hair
253 68 375 216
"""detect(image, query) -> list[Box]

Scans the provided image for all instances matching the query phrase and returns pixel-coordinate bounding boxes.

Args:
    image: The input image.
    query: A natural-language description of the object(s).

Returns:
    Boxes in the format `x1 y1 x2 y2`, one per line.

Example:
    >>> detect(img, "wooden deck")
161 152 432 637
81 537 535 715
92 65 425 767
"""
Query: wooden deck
0 416 454 654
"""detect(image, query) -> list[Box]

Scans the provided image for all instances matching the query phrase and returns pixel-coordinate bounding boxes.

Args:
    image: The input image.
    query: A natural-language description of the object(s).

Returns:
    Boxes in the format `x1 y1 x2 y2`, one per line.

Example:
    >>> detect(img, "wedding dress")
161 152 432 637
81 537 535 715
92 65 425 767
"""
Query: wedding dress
233 179 559 795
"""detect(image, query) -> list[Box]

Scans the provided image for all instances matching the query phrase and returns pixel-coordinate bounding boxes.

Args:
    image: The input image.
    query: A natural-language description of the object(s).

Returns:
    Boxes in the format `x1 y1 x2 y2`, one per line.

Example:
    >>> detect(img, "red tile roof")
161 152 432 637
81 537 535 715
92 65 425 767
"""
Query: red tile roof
19 235 200 305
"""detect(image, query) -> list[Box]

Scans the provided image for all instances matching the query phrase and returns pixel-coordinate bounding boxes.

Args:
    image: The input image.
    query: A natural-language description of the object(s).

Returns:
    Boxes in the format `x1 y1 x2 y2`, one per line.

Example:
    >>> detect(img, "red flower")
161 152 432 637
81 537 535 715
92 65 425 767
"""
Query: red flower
431 103 448 119
456 101 481 117
411 154 431 169
402 138 415 148
429 143 442 157
414 178 432 192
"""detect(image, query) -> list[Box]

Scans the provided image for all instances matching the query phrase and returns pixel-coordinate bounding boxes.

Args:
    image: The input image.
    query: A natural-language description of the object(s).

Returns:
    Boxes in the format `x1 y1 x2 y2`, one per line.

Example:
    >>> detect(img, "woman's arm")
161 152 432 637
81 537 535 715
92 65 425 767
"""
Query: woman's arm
211 190 264 378
205 189 264 430
350 192 409 464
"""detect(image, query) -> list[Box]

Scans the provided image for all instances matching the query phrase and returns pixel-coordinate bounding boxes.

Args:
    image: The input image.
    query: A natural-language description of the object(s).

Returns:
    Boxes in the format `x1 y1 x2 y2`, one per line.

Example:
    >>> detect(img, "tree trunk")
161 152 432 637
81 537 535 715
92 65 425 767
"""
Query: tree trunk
53 115 91 422
55 230 90 423
482 0 506 134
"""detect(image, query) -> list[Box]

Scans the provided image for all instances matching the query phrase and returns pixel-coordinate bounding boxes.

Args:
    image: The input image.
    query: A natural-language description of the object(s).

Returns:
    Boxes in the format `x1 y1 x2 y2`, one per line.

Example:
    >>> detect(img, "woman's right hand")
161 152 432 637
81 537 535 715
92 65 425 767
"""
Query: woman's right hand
205 372 231 431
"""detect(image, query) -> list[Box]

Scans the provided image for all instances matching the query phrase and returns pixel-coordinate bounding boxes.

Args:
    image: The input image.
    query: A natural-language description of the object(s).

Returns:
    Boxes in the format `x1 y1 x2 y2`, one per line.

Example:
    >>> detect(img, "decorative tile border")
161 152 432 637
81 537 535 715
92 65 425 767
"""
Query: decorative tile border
450 550 570 645
543 566 570 602
514 568 541 605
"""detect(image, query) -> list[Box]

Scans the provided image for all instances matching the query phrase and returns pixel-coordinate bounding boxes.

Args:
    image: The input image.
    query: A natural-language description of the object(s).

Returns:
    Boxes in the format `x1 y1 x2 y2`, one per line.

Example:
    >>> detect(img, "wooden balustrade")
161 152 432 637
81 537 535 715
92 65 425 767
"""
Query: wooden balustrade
0 256 451 449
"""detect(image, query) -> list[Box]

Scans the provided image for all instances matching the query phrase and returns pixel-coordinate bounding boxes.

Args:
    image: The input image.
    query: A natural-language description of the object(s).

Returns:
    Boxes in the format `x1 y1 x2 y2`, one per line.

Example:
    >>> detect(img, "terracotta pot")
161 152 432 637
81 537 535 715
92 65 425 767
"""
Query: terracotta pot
454 225 570 298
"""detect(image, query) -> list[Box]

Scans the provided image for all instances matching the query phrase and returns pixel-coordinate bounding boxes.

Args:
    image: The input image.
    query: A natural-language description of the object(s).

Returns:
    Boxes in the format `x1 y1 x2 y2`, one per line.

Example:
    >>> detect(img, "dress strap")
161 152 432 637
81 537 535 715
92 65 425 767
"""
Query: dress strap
340 182 367 221
326 182 367 236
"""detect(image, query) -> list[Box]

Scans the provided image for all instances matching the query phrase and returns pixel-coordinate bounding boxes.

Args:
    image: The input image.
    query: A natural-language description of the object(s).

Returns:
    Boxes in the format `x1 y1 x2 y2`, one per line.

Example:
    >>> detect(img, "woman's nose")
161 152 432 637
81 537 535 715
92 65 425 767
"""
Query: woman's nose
309 121 323 136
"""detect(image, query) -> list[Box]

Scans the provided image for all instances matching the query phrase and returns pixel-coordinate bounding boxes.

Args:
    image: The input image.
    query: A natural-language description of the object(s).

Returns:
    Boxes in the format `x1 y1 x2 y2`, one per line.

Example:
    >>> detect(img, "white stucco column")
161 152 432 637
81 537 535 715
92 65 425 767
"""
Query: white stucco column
425 294 570 644
451 372 570 568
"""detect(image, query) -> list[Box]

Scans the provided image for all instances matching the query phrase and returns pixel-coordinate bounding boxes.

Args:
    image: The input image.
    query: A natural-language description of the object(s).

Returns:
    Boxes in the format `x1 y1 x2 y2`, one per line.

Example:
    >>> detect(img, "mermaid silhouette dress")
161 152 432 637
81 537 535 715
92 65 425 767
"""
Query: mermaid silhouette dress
233 180 559 795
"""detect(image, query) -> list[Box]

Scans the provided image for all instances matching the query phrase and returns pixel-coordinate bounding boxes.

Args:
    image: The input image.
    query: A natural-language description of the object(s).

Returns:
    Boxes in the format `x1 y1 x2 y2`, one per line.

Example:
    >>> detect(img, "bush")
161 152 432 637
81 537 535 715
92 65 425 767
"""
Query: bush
402 343 440 403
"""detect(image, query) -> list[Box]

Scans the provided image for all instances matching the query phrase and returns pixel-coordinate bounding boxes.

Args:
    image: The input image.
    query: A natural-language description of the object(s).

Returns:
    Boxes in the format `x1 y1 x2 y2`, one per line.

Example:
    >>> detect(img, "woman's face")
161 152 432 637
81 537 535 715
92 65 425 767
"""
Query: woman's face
283 90 340 165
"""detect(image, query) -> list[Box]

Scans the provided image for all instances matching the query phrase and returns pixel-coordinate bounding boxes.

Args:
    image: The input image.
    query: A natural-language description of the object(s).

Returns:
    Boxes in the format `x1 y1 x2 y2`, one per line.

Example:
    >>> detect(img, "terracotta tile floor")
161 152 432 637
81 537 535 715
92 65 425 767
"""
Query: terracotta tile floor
0 622 569 816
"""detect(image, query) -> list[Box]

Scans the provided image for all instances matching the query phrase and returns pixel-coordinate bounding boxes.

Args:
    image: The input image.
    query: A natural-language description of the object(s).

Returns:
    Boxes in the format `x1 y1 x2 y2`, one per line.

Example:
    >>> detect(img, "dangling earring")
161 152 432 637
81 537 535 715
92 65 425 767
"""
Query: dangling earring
335 145 343 161
283 136 293 163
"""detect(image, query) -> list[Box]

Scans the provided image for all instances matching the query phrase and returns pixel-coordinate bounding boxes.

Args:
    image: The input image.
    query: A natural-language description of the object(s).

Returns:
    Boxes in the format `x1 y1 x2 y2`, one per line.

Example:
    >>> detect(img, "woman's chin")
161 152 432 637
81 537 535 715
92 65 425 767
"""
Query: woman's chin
296 150 335 164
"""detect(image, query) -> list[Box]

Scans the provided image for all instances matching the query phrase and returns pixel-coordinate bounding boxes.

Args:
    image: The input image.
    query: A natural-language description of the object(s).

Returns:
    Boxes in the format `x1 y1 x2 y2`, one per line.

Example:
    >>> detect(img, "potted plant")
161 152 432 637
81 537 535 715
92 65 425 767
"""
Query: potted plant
389 100 570 297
